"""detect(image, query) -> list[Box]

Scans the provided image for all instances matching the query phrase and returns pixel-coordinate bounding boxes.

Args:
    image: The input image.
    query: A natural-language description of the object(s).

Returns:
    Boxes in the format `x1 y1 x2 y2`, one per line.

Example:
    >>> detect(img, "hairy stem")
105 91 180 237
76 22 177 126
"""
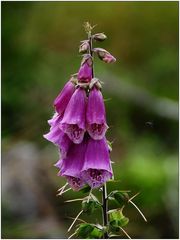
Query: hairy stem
102 184 109 238
88 31 94 78
87 24 109 238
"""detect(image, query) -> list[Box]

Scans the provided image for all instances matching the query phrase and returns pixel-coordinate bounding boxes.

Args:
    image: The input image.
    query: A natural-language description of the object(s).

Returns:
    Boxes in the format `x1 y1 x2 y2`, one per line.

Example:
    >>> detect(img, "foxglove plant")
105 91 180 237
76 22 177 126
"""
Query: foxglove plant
44 22 147 239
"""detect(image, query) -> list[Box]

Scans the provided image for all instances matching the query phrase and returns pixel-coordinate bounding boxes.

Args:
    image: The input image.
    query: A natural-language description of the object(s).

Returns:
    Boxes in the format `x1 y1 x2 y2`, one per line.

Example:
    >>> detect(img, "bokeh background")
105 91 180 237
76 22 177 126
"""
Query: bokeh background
2 1 179 239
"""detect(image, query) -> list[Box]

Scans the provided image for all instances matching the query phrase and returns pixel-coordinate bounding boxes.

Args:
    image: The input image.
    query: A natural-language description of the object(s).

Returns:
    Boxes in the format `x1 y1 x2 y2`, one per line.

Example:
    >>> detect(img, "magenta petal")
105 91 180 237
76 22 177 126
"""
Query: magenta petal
86 87 108 140
47 112 59 127
103 53 116 63
44 114 72 159
60 88 86 144
54 159 63 169
58 132 72 159
43 124 62 145
65 176 85 191
54 80 75 115
77 62 92 82
81 137 113 188
58 139 87 191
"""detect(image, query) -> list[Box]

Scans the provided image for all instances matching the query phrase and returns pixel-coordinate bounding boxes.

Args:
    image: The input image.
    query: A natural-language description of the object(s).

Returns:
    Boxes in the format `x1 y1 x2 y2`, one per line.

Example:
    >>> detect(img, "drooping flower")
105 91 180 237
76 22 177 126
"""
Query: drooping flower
81 137 113 188
43 113 72 159
56 139 87 191
60 87 87 144
77 56 92 82
54 80 75 115
86 86 108 140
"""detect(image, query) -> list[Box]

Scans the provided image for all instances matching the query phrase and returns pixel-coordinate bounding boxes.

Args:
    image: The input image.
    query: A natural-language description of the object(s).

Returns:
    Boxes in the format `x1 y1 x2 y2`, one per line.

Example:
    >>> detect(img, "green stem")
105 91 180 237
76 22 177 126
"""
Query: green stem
88 30 94 78
102 184 109 238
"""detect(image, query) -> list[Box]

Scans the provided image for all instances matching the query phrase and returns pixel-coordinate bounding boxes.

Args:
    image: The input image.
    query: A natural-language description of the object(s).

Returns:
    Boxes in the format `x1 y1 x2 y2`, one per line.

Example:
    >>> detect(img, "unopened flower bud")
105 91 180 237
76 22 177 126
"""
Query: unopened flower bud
93 33 107 41
79 40 89 53
77 54 93 83
80 54 92 66
94 48 116 63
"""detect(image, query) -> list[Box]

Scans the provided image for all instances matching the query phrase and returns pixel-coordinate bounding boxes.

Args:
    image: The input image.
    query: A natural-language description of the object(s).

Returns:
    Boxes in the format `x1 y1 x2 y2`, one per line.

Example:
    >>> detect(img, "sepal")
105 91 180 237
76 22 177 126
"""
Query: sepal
81 54 93 66
108 207 129 232
75 223 104 239
79 40 89 53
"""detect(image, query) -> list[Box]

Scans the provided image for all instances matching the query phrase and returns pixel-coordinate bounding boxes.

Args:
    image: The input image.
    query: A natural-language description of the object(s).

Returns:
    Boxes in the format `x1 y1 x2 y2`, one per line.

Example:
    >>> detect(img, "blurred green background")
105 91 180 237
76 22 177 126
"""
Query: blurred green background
2 1 179 239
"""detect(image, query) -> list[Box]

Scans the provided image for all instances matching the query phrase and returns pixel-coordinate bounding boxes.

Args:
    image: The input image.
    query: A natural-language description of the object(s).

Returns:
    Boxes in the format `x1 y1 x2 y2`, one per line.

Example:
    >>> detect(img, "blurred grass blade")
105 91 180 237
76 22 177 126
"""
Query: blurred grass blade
68 210 83 232
129 200 147 222
120 227 131 239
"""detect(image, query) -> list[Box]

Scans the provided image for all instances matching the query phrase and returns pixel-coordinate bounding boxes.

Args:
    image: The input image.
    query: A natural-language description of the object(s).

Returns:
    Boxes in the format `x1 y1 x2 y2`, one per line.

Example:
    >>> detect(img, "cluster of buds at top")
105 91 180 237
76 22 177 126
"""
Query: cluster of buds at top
78 30 116 64
44 23 116 192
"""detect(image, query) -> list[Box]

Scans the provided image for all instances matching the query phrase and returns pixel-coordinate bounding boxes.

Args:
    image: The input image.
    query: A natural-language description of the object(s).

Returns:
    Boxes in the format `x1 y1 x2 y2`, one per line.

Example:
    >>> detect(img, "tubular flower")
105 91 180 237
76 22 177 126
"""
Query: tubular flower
81 137 113 188
60 87 87 144
43 113 72 159
56 139 87 191
54 80 75 115
77 60 92 83
86 86 108 140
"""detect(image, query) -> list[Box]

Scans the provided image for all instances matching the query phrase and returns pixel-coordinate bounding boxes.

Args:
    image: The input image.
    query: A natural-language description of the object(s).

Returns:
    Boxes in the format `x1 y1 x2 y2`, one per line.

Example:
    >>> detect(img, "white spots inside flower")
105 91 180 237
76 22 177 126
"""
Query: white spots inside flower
67 124 84 143
82 169 111 188
66 176 84 191
88 123 106 140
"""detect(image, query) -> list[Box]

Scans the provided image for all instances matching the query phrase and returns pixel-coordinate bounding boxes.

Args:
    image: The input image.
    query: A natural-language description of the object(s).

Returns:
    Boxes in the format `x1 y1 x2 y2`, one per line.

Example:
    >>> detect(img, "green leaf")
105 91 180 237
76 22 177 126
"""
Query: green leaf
75 223 104 239
108 208 129 232
109 220 121 232
79 185 91 194
82 198 101 214
75 223 94 238
114 192 129 204
89 227 103 239
108 190 129 204
119 217 129 227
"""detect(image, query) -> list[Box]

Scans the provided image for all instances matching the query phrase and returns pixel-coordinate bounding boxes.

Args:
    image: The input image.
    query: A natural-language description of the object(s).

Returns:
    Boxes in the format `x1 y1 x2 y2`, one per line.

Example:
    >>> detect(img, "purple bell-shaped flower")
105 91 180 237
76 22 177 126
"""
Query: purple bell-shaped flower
56 139 87 191
81 137 113 188
86 86 108 140
60 87 87 144
43 113 72 159
54 80 75 115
